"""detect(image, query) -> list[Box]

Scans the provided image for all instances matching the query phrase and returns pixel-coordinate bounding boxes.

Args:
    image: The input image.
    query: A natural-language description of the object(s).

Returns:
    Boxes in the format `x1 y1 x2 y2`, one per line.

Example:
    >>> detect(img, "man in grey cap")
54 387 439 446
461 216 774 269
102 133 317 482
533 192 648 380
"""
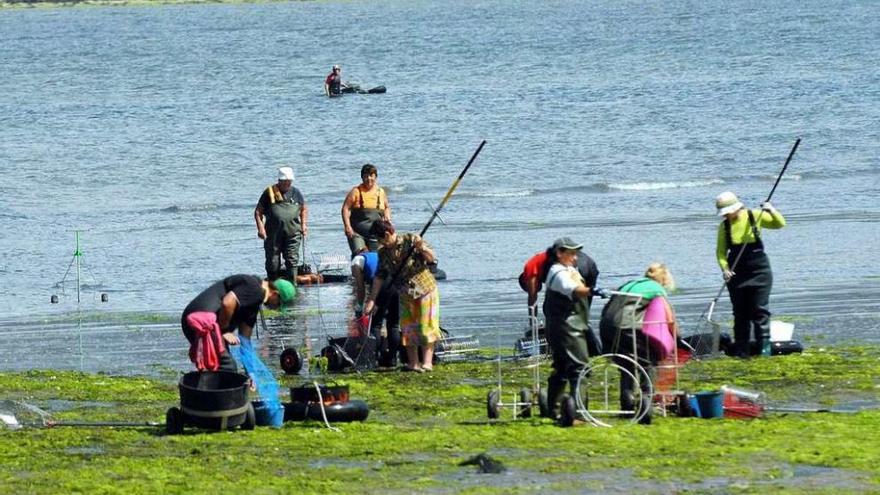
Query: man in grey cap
540 237 606 422
254 166 308 281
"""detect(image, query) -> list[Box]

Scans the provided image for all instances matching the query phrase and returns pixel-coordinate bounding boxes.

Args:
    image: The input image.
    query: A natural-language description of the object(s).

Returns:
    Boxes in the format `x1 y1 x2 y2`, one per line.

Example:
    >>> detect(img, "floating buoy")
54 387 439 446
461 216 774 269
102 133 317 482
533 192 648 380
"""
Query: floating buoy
101 293 109 302
50 295 59 304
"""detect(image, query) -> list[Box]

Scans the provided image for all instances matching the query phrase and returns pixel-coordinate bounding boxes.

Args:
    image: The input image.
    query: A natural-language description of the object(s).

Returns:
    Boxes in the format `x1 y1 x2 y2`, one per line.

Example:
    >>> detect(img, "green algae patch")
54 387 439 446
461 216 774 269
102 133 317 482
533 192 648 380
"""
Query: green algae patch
1 345 880 493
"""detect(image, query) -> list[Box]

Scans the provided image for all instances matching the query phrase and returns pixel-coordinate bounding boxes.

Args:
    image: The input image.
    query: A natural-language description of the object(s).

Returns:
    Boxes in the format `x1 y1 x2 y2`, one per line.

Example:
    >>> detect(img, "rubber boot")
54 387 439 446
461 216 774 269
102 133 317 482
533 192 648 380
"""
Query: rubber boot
545 379 566 419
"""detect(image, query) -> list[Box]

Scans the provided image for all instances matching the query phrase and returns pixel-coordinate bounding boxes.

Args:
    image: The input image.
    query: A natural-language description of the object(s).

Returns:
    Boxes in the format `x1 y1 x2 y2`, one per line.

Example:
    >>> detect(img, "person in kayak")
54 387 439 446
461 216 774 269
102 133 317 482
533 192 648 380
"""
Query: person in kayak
181 275 295 371
341 163 392 255
324 64 347 96
599 263 678 424
254 166 308 281
363 220 439 372
541 237 608 420
715 191 786 358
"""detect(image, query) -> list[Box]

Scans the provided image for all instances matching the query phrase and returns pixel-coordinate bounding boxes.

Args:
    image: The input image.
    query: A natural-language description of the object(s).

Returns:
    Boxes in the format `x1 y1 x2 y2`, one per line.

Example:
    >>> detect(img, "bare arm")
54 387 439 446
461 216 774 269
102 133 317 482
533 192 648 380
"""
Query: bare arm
413 236 435 264
301 203 309 236
526 277 541 307
217 291 239 333
341 189 356 237
362 276 384 315
254 205 267 239
382 188 392 220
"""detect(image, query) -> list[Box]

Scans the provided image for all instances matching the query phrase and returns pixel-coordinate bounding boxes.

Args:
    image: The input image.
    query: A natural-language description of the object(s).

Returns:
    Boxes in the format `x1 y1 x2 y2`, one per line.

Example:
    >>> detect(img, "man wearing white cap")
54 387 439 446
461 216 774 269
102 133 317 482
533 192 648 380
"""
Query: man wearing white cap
254 167 308 281
715 191 786 358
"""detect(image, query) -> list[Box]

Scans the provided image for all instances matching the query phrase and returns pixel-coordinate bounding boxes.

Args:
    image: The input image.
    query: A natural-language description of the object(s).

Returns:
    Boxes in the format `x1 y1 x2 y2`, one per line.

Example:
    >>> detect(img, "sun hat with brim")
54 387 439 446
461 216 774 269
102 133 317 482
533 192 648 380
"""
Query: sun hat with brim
552 237 583 251
278 167 294 182
715 191 743 217
272 279 296 310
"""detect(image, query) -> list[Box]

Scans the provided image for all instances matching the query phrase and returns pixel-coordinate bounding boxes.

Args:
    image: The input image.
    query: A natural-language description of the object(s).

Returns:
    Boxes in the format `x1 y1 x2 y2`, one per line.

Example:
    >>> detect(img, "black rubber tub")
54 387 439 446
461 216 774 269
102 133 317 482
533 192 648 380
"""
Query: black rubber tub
175 371 253 431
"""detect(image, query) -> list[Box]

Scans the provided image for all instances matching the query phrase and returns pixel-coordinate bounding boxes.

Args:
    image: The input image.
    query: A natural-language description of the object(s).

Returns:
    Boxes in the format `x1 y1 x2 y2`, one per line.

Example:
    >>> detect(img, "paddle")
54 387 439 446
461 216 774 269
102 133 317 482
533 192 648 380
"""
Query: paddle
381 140 487 294
701 138 801 351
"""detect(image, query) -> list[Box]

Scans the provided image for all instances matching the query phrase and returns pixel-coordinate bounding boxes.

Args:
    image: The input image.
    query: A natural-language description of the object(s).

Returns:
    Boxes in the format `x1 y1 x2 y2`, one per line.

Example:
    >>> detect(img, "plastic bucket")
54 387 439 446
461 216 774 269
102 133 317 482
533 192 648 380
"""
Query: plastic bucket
252 400 284 428
721 385 765 419
770 320 794 342
688 395 701 418
694 391 724 419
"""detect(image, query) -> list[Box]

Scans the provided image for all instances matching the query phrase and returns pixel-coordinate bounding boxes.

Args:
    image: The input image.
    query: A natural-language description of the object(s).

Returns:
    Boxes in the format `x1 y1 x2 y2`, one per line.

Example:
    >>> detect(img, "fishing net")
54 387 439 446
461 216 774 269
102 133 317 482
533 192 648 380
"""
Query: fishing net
230 336 283 428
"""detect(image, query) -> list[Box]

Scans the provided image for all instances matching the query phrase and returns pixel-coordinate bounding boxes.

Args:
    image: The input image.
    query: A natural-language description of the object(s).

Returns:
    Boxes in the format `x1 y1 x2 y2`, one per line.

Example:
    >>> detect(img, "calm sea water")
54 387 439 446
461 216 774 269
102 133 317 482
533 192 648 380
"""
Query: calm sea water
0 0 878 373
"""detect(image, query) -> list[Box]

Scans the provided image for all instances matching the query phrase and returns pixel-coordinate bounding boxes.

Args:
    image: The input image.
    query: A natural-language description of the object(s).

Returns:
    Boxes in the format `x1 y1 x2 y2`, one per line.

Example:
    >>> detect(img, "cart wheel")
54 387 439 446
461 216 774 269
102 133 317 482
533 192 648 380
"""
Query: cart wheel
486 389 501 419
538 388 551 418
241 403 256 431
321 345 345 371
280 348 302 375
559 395 577 427
165 407 184 435
518 388 532 418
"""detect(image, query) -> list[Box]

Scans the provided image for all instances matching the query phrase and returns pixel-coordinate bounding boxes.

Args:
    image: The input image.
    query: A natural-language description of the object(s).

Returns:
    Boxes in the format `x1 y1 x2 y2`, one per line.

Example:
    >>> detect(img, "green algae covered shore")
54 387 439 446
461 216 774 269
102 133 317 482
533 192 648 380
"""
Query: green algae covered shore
1 344 879 494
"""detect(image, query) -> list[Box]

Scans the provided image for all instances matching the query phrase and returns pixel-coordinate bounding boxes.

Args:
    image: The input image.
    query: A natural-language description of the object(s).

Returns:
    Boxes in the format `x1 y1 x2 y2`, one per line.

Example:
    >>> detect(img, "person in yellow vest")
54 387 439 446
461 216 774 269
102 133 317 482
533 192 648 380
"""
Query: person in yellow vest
254 166 308 281
341 164 392 255
715 191 785 358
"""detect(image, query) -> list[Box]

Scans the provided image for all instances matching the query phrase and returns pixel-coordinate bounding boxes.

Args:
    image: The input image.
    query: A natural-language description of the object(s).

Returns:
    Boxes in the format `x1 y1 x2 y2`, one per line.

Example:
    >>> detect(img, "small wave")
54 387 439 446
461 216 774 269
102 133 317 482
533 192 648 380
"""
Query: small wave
160 204 219 213
605 178 725 191
458 189 534 198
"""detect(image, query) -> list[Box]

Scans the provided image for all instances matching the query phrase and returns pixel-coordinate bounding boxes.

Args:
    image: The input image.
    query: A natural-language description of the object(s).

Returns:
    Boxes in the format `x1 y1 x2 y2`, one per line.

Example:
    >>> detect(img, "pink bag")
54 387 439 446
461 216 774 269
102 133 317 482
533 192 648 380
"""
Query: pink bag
641 297 675 360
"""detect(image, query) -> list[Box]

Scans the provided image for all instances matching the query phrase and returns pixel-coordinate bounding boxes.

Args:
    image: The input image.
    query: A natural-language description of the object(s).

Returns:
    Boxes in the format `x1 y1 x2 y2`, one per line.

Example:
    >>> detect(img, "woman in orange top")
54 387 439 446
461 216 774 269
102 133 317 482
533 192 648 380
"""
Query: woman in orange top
341 164 392 255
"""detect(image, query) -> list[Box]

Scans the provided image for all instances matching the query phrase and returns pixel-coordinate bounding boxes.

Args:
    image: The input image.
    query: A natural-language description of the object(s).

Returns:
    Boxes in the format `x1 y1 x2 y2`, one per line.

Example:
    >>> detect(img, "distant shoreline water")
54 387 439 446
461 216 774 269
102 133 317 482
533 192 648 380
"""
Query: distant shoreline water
0 0 294 9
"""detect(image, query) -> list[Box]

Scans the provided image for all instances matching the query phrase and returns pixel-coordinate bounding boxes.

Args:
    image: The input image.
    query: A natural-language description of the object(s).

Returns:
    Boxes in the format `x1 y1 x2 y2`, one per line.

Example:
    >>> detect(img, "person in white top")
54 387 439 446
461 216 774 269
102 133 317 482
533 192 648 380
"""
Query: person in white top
541 237 608 422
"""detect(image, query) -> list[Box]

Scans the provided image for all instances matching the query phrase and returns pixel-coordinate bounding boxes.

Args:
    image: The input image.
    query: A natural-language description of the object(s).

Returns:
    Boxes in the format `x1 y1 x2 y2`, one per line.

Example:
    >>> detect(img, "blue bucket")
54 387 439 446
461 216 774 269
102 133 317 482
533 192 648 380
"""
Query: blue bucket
694 391 724 419
688 395 701 418
252 400 284 428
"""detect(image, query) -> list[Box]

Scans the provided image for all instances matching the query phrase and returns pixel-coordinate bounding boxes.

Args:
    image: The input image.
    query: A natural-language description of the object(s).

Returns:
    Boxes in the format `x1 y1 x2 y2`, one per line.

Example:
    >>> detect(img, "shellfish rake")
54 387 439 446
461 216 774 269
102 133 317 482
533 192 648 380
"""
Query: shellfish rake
0 400 160 430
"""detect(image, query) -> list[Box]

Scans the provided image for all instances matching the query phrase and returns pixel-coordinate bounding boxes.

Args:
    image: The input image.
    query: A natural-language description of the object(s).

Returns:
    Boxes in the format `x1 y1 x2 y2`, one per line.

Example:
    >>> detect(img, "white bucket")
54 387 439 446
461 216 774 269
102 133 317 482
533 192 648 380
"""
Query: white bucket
770 320 794 342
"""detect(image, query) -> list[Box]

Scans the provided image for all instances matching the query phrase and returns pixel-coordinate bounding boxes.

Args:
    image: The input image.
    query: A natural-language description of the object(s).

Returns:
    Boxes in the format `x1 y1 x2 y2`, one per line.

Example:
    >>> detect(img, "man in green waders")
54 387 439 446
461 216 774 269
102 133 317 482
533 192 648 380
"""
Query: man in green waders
254 166 308 281
715 191 785 358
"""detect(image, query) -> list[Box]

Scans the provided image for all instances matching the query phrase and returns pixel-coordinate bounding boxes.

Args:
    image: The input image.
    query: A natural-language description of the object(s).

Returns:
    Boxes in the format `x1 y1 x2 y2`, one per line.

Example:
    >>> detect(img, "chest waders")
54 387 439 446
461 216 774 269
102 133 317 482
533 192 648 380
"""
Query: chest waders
725 210 773 357
348 188 386 254
264 186 303 280
542 270 594 419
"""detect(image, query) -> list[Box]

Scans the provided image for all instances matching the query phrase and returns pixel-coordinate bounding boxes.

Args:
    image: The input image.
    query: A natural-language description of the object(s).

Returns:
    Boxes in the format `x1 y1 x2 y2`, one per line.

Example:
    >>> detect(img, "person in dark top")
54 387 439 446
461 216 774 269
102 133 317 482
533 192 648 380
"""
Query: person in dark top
181 275 296 371
324 64 346 97
351 248 400 367
254 166 308 281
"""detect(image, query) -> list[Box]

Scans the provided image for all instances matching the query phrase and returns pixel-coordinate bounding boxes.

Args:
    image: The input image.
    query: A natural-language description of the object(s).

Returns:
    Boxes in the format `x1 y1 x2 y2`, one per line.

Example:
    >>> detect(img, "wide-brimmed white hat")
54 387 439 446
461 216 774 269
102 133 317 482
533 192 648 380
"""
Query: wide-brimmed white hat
278 166 294 181
715 191 743 216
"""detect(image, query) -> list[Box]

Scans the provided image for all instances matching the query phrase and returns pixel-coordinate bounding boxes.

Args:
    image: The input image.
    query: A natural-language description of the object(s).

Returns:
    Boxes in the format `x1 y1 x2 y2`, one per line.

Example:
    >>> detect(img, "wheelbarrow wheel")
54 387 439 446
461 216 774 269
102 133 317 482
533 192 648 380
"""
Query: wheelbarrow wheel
280 348 302 375
321 345 346 371
559 395 577 427
518 388 532 418
165 407 184 435
241 403 256 431
487 389 501 419
538 388 551 418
